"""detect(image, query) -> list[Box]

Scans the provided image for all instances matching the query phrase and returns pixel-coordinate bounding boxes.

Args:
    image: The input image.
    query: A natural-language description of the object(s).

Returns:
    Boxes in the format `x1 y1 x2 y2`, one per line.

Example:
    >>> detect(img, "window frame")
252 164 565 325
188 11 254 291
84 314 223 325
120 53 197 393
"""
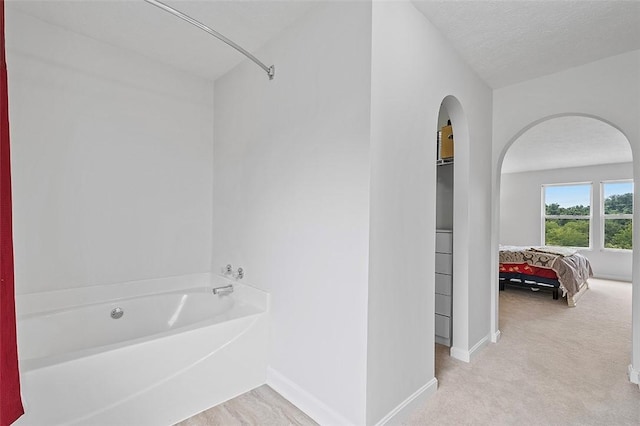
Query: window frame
541 182 593 249
601 179 634 252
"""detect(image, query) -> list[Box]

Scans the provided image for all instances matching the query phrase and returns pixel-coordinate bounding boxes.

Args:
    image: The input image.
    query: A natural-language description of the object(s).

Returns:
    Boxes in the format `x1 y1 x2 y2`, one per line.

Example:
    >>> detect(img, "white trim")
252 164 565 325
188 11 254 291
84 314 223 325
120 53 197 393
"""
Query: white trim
541 182 593 248
373 378 438 426
491 330 501 343
628 364 640 386
592 273 633 283
450 334 490 363
601 180 634 251
449 346 469 362
435 335 450 346
266 367 354 426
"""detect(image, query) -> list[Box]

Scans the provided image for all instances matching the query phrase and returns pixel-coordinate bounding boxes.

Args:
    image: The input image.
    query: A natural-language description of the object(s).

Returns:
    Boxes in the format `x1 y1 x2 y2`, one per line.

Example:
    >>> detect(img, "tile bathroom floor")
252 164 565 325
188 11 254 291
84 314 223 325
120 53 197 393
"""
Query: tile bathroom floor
175 384 317 426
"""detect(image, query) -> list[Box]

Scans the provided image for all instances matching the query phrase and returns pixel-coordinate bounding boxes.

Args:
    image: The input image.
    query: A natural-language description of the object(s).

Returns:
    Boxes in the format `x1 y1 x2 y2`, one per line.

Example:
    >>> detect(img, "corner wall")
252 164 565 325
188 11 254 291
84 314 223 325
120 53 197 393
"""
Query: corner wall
368 2 493 423
6 10 214 294
211 3 372 424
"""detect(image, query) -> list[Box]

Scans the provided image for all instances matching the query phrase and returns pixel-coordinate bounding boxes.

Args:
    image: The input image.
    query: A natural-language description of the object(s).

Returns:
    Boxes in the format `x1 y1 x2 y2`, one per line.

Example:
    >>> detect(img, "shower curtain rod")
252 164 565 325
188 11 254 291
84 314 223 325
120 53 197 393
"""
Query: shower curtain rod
144 0 275 80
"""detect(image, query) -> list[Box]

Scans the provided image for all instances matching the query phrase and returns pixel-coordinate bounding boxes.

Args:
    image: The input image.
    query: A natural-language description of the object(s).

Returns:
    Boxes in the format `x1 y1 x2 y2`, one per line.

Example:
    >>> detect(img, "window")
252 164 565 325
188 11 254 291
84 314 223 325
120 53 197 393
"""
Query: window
602 181 633 250
543 183 591 248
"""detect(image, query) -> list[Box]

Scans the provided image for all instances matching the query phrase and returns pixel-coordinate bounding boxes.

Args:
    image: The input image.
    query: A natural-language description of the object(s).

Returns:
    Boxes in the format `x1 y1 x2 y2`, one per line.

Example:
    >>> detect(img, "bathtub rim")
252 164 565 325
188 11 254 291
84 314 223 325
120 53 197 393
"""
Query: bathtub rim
18 284 230 320
16 273 270 372
19 306 265 373
15 298 269 426
16 272 266 316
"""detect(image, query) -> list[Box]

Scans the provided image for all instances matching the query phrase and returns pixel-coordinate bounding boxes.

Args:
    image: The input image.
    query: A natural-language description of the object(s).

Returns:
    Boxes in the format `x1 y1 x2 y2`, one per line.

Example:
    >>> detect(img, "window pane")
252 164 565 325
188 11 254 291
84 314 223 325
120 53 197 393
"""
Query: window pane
603 182 633 214
544 184 591 216
545 219 589 248
604 218 633 250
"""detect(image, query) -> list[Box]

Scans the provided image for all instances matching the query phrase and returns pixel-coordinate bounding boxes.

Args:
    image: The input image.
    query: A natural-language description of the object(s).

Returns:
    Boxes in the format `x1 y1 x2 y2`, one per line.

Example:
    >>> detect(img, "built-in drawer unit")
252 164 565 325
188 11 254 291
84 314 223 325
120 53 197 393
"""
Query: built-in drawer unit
435 293 452 317
435 314 450 340
435 273 452 296
435 229 453 347
435 253 453 275
435 231 453 253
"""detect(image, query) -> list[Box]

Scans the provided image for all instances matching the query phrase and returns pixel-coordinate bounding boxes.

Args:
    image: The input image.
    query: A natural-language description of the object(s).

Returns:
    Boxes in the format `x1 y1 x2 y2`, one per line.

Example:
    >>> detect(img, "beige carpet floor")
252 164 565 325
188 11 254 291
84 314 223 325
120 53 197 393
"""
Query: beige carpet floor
408 278 640 425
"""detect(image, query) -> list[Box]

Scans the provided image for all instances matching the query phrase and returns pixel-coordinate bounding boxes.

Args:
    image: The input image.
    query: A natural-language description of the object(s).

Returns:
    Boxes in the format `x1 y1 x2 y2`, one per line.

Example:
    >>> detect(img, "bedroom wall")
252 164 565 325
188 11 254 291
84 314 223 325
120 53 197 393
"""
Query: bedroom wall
500 163 634 281
368 2 493 423
492 49 640 384
211 2 371 424
6 10 214 294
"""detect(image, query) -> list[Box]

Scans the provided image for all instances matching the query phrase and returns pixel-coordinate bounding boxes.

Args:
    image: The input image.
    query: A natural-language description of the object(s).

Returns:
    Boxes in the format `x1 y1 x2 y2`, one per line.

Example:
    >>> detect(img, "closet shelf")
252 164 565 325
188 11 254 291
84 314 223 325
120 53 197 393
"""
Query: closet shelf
436 158 454 166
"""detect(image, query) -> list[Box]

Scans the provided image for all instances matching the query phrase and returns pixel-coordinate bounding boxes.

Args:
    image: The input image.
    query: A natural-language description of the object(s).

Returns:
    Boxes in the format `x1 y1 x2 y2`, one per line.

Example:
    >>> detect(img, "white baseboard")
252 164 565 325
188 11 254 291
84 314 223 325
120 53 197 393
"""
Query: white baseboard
628 364 640 386
266 367 354 426
450 346 470 362
592 274 632 283
491 330 501 343
434 335 450 346
450 334 490 363
374 378 438 426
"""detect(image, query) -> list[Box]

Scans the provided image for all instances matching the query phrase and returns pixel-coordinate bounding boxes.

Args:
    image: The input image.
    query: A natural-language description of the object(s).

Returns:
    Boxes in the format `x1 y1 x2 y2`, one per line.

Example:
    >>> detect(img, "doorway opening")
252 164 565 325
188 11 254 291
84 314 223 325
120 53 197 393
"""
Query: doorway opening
434 102 454 374
496 114 634 385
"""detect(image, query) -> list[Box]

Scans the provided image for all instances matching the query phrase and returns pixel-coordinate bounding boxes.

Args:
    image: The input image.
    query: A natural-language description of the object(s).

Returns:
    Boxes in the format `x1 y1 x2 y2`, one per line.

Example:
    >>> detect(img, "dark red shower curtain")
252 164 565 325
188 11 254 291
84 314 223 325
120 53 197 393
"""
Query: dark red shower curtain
0 0 24 424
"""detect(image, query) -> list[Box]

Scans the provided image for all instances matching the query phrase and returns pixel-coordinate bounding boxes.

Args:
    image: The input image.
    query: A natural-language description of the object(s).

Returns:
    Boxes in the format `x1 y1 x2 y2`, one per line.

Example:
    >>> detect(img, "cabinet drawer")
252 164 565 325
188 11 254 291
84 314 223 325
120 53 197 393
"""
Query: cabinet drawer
435 314 450 339
435 231 452 253
435 294 451 317
435 253 452 275
435 273 452 295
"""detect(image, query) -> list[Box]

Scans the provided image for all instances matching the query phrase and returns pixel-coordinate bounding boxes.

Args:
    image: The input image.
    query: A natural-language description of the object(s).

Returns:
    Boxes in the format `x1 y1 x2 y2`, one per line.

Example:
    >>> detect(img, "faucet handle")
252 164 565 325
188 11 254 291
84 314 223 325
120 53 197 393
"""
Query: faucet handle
236 267 244 280
225 264 233 274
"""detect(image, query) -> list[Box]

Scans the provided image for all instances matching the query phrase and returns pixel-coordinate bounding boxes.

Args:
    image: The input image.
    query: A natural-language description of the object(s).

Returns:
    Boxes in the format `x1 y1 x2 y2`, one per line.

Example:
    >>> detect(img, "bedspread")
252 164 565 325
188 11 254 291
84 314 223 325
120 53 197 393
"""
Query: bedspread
499 246 593 297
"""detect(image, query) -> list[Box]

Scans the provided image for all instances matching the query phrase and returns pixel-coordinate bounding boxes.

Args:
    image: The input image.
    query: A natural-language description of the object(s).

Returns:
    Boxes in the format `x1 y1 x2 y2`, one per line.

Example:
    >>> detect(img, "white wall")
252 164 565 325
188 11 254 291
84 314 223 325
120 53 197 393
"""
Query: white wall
501 163 634 281
6 10 214 294
368 2 493 424
211 3 371 424
493 50 640 384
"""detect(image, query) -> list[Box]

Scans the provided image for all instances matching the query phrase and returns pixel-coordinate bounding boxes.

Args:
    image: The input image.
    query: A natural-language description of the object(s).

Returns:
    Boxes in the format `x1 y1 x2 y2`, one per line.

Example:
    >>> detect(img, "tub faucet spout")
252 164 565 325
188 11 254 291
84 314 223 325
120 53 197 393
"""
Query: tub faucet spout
212 284 234 295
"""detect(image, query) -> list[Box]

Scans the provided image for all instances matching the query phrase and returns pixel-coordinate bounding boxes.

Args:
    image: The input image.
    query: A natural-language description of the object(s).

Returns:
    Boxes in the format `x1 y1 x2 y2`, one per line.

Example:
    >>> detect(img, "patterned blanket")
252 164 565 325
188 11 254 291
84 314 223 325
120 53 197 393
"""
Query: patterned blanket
499 246 593 297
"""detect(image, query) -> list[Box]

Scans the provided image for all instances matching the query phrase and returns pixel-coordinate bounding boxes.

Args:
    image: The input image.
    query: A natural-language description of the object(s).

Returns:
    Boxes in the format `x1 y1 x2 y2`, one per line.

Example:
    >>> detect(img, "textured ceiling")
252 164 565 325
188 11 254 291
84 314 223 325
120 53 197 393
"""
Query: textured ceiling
412 0 640 88
501 117 632 174
7 1 638 172
6 0 319 81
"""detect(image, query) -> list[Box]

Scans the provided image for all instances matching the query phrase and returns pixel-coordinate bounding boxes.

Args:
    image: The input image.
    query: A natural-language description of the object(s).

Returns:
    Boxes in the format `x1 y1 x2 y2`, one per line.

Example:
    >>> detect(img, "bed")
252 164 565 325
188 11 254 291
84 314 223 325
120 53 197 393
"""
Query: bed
499 245 593 307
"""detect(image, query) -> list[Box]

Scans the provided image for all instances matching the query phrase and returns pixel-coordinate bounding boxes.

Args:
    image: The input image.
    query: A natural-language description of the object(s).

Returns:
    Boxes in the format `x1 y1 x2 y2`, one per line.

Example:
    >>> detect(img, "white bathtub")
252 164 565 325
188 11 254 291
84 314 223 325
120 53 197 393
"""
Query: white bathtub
14 273 269 426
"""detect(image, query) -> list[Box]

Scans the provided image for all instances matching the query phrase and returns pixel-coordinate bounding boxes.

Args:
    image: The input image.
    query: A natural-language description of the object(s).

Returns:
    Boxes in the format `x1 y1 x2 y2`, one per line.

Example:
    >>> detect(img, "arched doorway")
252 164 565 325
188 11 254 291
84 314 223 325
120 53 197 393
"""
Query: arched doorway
495 113 635 380
434 95 476 372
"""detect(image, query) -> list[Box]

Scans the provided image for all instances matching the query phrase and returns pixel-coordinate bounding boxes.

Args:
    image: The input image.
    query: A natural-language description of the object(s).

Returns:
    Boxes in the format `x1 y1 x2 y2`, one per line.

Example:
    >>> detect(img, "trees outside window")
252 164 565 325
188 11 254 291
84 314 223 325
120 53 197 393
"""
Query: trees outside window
602 181 633 250
541 181 633 250
543 184 591 248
